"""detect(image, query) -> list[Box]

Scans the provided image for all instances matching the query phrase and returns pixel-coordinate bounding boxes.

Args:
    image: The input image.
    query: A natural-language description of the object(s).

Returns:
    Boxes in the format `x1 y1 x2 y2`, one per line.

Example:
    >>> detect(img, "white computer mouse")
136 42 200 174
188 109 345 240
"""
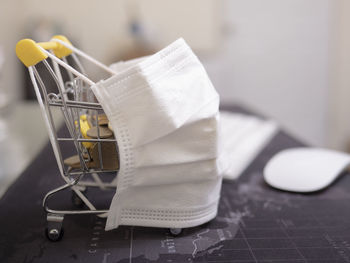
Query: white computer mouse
263 148 350 193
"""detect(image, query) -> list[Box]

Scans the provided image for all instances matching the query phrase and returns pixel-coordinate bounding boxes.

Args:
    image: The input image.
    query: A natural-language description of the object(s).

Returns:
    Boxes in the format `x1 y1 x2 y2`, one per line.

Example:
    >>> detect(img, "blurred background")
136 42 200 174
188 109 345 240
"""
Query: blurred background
0 0 350 174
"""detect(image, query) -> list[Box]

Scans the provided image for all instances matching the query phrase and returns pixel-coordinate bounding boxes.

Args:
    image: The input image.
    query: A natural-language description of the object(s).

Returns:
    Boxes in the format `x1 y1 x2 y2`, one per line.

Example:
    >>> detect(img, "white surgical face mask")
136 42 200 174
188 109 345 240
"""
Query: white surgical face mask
91 38 222 230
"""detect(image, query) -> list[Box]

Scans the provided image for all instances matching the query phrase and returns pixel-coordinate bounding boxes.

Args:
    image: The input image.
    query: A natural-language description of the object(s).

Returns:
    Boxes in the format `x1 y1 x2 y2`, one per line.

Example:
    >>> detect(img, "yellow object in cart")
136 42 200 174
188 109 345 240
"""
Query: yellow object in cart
76 115 93 149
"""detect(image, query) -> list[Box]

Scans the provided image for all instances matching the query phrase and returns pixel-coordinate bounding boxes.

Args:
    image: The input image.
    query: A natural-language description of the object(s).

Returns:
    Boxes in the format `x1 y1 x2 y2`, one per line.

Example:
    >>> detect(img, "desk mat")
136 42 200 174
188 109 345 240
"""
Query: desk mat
2 110 350 263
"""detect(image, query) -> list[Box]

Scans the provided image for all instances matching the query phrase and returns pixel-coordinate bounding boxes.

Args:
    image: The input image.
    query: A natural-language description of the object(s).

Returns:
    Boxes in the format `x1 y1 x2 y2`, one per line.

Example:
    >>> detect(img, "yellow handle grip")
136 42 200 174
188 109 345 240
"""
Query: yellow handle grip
38 41 59 50
50 35 73 58
16 35 73 67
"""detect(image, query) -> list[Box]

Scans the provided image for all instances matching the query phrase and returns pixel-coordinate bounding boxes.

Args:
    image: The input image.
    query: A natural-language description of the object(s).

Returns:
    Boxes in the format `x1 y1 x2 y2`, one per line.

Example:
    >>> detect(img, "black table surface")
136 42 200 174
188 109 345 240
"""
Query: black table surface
1 106 350 263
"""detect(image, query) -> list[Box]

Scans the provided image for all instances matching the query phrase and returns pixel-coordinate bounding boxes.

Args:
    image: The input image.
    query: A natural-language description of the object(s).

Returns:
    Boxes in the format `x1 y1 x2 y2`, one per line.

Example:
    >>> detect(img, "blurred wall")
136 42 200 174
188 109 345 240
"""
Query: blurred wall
0 0 220 100
203 0 331 146
328 0 350 151
0 3 23 104
1 0 348 149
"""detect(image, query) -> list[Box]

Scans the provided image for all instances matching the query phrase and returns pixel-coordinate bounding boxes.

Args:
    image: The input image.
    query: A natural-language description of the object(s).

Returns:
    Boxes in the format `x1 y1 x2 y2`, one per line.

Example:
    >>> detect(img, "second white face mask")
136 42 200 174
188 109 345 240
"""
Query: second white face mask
91 38 222 231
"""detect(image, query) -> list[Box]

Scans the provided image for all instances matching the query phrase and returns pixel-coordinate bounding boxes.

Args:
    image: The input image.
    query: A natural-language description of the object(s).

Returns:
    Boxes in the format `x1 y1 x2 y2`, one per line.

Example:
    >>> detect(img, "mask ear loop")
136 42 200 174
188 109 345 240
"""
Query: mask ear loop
51 38 117 76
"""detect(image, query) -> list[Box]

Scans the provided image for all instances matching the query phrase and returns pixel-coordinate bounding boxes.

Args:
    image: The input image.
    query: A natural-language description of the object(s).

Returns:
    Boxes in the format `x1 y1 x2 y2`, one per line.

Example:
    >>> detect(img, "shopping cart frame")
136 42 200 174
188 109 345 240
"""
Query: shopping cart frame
17 36 120 241
17 36 183 241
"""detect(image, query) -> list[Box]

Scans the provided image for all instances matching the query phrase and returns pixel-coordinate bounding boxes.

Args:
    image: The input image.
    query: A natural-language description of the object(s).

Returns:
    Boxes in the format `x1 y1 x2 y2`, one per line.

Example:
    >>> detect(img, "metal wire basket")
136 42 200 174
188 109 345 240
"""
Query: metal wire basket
16 36 120 241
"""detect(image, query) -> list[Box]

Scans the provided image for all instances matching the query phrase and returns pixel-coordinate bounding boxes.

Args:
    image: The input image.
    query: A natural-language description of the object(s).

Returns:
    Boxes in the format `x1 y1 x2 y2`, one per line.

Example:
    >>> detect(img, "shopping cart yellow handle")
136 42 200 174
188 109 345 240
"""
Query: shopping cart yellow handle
50 35 73 58
16 39 48 67
16 35 73 67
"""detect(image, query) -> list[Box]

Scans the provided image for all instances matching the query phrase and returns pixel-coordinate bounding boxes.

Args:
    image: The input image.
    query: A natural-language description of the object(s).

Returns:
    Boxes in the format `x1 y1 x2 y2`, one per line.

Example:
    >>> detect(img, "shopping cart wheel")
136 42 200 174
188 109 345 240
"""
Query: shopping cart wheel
169 228 182 236
45 227 64 242
71 187 87 208
46 213 64 242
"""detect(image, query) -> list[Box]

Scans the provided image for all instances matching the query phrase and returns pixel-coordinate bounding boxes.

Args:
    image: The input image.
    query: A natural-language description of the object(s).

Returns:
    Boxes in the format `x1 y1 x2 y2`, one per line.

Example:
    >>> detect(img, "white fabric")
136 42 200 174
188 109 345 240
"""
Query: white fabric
218 112 279 180
91 38 222 231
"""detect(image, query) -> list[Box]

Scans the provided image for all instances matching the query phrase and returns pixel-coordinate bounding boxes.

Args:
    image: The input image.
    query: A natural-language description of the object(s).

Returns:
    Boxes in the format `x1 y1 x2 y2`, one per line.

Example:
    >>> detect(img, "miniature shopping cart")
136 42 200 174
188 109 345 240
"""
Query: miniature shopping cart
16 36 219 241
15 36 125 241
